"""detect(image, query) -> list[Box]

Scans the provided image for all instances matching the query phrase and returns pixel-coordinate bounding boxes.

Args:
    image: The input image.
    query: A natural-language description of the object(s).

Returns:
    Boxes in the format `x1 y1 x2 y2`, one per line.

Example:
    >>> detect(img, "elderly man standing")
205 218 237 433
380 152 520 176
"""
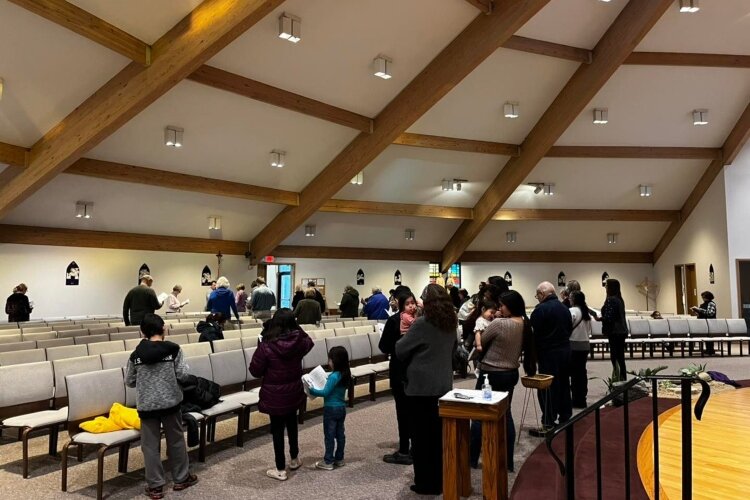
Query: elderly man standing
362 287 390 321
123 275 163 326
529 281 573 435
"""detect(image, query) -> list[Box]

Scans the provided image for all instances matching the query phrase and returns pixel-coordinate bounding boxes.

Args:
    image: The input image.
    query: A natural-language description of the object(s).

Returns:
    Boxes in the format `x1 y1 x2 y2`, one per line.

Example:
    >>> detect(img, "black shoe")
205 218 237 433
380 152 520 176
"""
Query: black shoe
383 451 413 465
528 428 549 438
410 484 442 495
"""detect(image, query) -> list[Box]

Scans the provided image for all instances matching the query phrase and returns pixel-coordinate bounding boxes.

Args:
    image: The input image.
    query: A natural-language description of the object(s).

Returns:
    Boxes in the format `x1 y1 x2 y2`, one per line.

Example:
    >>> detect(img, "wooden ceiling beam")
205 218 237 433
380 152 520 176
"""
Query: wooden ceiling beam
464 0 493 15
493 209 678 222
625 52 750 68
393 132 519 156
248 0 552 262
0 142 28 167
0 0 284 220
502 35 592 63
653 100 750 261
188 65 373 133
547 145 721 160
7 0 151 65
440 0 673 272
319 199 472 219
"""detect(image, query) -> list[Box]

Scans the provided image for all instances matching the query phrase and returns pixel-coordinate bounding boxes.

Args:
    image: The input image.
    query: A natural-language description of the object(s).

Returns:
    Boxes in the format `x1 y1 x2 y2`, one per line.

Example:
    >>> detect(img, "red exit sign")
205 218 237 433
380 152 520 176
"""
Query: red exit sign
262 256 275 263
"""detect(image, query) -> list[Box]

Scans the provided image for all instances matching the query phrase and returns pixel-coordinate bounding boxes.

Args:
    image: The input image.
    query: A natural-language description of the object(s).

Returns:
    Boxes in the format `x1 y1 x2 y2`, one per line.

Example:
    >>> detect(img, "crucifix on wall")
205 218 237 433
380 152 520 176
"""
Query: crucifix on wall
216 251 223 277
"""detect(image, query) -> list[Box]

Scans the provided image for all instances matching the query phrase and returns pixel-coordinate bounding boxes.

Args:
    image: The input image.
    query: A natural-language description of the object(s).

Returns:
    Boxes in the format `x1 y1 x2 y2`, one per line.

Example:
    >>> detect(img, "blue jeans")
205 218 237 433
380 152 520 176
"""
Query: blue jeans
323 406 346 464
470 369 519 470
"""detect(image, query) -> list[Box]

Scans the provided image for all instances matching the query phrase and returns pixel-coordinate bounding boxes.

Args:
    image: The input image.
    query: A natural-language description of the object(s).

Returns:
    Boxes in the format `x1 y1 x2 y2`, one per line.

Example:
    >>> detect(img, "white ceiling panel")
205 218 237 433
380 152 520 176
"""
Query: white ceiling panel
503 157 709 210
468 220 669 252
208 0 478 117
515 0 626 49
557 66 750 147
2 174 282 242
334 145 506 207
0 1 127 146
282 212 462 251
86 80 358 192
68 0 204 45
637 0 750 54
408 49 578 144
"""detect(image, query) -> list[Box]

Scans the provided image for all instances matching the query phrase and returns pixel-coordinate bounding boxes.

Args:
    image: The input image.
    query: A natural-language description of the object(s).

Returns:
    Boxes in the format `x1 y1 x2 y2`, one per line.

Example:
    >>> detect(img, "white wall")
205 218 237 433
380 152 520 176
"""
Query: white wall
725 143 750 318
0 244 255 319
653 171 730 316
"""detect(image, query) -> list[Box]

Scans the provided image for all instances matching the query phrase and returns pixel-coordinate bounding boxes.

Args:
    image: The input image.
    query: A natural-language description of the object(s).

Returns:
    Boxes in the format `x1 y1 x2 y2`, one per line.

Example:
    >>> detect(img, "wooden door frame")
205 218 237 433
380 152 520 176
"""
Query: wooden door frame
735 259 750 319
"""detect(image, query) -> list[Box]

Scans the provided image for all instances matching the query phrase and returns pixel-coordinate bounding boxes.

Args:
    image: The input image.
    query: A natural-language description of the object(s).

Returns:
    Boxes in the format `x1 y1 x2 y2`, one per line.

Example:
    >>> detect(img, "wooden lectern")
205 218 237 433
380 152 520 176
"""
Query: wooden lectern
439 390 510 500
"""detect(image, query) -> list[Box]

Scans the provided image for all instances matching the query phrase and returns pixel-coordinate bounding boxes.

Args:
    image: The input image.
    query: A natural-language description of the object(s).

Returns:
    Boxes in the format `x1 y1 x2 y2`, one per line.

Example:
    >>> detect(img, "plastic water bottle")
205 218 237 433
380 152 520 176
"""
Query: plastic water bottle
482 374 492 401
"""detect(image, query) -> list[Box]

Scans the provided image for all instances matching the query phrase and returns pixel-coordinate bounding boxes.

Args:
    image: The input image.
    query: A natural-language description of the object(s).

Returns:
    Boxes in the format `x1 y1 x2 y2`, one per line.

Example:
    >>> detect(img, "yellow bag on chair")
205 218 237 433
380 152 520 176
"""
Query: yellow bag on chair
79 403 141 433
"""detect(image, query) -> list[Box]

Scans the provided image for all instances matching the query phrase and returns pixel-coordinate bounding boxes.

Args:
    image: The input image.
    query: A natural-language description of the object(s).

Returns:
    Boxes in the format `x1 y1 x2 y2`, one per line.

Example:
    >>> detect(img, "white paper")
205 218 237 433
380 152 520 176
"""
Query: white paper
440 388 508 405
180 298 191 307
301 365 328 400
157 292 169 304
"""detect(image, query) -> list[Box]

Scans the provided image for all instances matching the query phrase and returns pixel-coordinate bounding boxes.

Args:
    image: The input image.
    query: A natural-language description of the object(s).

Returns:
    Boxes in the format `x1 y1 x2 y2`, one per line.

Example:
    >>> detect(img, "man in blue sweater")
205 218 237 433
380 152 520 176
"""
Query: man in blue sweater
362 287 389 320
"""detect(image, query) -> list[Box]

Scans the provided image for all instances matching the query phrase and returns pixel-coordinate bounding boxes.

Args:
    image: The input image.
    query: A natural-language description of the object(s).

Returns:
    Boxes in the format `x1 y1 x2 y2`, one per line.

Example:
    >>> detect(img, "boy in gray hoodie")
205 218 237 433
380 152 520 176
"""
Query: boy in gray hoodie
125 313 198 499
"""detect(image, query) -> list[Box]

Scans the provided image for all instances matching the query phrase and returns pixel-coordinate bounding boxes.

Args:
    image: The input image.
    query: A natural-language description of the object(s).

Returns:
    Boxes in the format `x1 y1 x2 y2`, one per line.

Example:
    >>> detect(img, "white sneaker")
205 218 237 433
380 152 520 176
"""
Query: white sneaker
266 469 287 481
289 457 302 470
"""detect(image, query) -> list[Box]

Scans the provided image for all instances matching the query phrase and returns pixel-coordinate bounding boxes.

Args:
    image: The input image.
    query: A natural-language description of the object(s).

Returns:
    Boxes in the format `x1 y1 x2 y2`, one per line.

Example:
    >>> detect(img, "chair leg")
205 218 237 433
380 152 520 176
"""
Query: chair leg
198 420 206 463
96 446 107 500
369 374 376 401
118 444 129 473
77 443 83 462
21 427 32 479
49 425 59 457
348 379 355 408
236 411 244 447
61 442 72 492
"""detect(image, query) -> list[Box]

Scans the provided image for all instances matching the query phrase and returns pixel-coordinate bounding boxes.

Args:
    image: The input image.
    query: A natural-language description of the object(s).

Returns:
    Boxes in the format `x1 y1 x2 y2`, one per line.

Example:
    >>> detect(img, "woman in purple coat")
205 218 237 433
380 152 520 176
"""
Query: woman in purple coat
249 309 314 481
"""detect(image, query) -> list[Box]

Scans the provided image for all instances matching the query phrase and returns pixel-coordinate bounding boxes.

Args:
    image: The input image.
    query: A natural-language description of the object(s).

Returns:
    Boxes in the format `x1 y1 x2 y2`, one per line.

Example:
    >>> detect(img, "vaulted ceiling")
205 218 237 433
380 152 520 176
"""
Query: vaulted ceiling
0 0 748 263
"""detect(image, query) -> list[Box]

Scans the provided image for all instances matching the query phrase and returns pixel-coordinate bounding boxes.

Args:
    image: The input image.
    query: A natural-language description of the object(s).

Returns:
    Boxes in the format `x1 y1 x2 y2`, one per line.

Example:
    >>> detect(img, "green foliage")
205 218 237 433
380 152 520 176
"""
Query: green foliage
679 363 707 377
627 365 668 378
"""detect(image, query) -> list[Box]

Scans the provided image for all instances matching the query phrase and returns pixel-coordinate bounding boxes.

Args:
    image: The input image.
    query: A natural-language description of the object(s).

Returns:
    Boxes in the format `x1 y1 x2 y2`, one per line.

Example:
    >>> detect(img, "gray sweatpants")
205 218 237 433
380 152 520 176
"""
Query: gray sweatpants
140 410 190 489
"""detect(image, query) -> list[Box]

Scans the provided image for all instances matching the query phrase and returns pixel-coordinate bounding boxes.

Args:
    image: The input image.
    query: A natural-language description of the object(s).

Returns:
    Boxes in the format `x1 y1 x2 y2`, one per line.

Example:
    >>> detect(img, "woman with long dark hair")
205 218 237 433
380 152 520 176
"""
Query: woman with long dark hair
568 290 592 408
249 308 314 481
595 279 627 381
469 290 531 471
378 287 416 465
396 284 457 495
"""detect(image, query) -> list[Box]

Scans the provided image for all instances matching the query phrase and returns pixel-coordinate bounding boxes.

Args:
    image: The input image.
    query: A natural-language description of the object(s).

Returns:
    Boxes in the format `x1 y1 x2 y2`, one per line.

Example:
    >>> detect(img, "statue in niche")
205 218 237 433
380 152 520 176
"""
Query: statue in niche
504 271 513 287
356 269 365 286
66 261 80 286
394 270 402 286
201 266 212 286
138 264 150 285
601 271 610 288
558 271 566 287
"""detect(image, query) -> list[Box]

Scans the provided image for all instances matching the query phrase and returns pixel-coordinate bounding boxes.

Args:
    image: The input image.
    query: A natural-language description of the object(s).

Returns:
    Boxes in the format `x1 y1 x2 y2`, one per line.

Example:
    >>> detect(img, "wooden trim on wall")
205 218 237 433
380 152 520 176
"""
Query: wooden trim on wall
274 246 442 262
460 251 654 264
493 209 679 222
624 52 750 68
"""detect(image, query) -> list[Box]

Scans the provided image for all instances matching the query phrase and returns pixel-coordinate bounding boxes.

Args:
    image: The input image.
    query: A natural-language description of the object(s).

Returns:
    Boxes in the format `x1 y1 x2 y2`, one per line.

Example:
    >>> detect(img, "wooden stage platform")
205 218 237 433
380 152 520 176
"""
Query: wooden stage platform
637 388 750 499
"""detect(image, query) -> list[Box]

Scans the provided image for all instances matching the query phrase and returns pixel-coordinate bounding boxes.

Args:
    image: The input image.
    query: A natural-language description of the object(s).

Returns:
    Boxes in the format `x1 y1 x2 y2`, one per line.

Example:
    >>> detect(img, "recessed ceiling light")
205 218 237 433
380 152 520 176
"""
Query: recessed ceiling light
543 184 554 196
405 229 415 241
350 171 364 185
506 231 517 243
679 0 699 13
164 126 183 148
208 216 221 230
593 108 608 124
503 102 519 119
607 233 618 244
270 150 286 168
441 179 466 191
278 12 301 43
639 185 652 197
75 201 93 219
373 55 393 80
304 224 316 237
692 109 708 126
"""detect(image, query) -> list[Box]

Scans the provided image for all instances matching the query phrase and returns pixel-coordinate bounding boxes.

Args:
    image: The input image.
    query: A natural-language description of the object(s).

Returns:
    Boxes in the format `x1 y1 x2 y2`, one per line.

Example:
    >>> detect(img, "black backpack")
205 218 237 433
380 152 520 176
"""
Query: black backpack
181 374 221 409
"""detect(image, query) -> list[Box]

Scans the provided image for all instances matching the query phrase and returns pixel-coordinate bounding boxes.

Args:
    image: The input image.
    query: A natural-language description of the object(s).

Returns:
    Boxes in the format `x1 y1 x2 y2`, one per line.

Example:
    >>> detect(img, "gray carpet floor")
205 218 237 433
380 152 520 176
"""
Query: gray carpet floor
1 352 747 499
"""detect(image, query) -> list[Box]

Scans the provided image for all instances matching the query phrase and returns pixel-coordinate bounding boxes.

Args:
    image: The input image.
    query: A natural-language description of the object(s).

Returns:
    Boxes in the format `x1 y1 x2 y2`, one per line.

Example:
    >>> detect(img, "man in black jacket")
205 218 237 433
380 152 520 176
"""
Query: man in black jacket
529 281 573 434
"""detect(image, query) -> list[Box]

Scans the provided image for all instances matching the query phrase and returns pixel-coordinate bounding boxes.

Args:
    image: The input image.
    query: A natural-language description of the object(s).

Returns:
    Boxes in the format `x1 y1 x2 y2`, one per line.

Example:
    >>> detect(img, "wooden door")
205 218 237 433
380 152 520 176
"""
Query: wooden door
686 264 698 312
737 260 750 326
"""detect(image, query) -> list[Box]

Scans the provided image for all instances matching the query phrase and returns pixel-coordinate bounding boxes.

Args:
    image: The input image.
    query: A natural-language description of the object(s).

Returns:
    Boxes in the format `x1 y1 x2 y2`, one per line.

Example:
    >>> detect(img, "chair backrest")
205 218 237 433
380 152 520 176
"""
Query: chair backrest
58 329 90 339
20 326 53 334
325 322 344 330
0 361 54 409
241 322 262 330
66 368 125 424
707 319 728 335
87 340 125 356
124 338 141 350
628 319 650 336
354 325 374 335
0 324 19 331
687 319 708 335
303 339 329 370
88 326 119 336
241 336 259 349
0 340 37 353
727 319 748 336
187 332 200 343
0 334 22 344
75 333 110 345
222 330 242 340
243 348 258 381
325 336 352 359
667 318 689 335
343 320 363 328
36 337 74 349
348 334 372 362
22 331 57 342
0 348 46 366
185 355 213 380
53 355 103 399
100 351 132 370
648 320 669 336
334 327 356 337
212 338 243 353
209 350 247 387
53 324 81 331
46 344 89 361
170 325 196 334
167 333 189 345
316 329 335 339
181 342 213 357
109 331 140 341
117 326 140 333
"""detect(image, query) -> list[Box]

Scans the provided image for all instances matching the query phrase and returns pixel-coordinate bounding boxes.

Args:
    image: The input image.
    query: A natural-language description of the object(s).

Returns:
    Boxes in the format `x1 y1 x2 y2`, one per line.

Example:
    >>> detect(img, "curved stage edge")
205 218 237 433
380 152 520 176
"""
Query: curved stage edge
637 388 750 500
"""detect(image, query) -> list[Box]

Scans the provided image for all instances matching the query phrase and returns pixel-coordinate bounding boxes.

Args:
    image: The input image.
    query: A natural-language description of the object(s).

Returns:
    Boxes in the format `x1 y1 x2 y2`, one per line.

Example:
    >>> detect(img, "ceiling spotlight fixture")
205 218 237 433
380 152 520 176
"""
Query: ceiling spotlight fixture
208 216 221 230
543 184 554 196
278 12 301 43
304 224 316 237
164 126 183 148
506 231 517 244
405 229 415 241
75 201 93 219
593 108 608 124
528 183 544 194
442 179 453 191
607 233 618 245
692 109 708 126
639 184 652 197
270 150 286 168
679 0 699 13
441 178 468 191
503 102 519 119
350 171 364 185
373 55 393 80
